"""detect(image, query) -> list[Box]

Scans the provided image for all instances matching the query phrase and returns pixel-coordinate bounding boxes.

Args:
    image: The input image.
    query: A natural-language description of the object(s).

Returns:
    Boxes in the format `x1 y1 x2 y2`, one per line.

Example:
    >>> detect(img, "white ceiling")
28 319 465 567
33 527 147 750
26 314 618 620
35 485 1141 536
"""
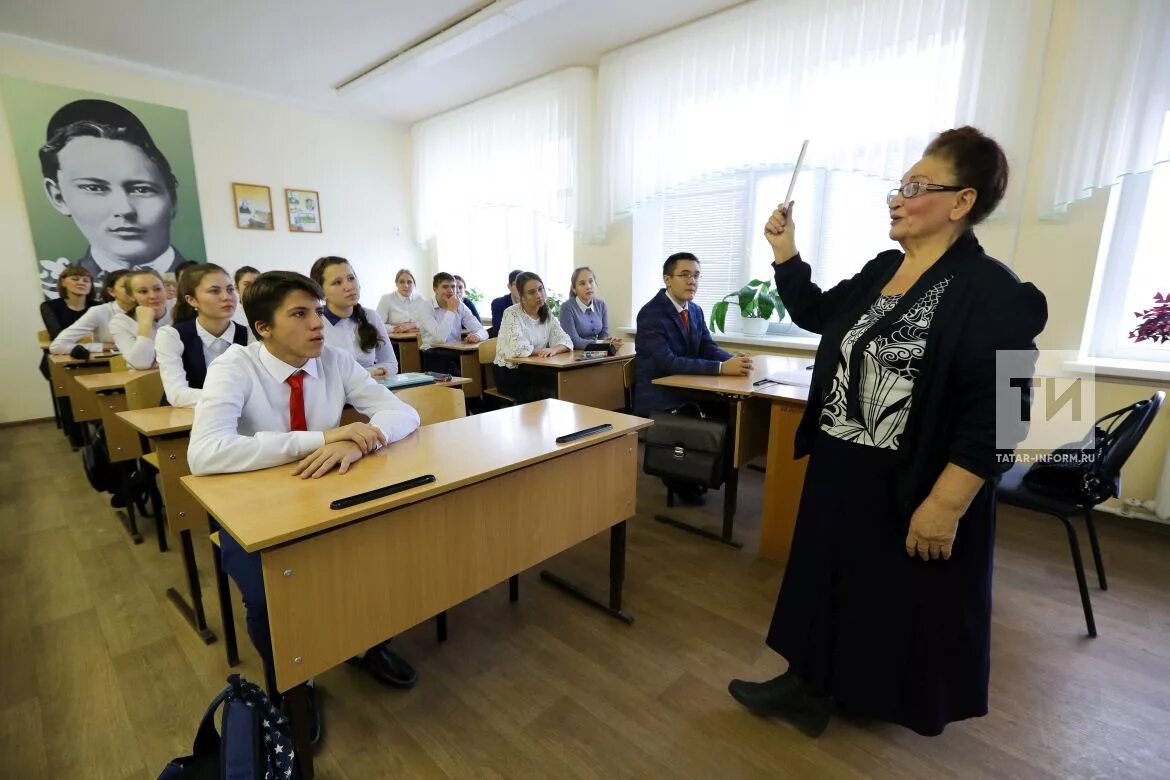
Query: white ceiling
0 0 746 123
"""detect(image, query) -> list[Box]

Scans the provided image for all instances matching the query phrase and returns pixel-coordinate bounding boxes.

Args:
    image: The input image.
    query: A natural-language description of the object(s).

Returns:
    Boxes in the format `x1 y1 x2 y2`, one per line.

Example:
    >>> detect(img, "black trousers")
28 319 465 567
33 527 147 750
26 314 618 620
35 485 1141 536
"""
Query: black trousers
422 350 462 377
493 364 556 403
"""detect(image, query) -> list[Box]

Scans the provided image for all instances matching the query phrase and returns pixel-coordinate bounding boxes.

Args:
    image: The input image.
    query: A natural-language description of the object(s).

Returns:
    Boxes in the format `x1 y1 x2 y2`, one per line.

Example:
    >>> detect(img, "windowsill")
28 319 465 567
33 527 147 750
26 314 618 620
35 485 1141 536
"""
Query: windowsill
619 326 819 354
1064 357 1170 386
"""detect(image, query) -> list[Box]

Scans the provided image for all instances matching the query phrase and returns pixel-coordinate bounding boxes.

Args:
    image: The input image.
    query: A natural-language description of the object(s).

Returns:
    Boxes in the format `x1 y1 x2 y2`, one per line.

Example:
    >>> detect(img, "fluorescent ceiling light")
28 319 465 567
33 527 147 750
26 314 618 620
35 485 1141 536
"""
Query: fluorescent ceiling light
337 0 570 94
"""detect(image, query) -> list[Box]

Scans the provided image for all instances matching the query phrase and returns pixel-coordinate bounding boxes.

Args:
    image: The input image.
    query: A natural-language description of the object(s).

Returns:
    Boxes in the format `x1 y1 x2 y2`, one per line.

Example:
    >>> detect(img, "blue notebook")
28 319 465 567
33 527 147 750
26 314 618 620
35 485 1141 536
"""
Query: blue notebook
378 372 436 390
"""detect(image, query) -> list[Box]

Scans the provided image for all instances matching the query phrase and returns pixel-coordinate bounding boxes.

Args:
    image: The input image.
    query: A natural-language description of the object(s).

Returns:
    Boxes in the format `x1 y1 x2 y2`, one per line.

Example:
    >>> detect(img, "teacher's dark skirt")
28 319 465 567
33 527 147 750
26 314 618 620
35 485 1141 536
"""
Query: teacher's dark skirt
766 431 996 736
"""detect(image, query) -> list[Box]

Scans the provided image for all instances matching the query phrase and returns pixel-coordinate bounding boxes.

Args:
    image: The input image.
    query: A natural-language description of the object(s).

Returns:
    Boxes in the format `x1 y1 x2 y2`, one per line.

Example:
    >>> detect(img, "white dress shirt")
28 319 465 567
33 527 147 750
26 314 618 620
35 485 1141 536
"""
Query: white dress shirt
322 306 398 375
417 297 488 350
155 320 250 408
108 304 174 369
49 301 124 353
375 291 421 325
188 342 420 475
90 246 176 275
493 304 574 369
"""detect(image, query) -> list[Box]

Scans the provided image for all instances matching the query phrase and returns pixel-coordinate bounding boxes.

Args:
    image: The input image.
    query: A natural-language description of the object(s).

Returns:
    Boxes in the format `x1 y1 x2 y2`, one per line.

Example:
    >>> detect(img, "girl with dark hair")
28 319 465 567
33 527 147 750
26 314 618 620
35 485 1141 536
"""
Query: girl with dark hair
729 127 1047 737
493 272 573 402
155 263 250 406
311 256 398 379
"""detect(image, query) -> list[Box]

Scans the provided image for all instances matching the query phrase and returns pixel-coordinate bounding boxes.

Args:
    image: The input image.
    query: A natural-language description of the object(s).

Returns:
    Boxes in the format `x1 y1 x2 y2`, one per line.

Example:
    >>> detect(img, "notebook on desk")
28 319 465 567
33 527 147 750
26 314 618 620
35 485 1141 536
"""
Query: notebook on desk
378 372 436 390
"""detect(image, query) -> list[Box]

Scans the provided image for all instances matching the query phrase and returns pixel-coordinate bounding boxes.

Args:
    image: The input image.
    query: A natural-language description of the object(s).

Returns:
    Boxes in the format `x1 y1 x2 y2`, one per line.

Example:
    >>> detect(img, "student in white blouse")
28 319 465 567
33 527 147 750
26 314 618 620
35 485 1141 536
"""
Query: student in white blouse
109 268 173 369
187 271 422 741
311 256 398 378
49 268 134 354
375 268 422 332
417 272 488 376
155 263 251 407
493 271 573 402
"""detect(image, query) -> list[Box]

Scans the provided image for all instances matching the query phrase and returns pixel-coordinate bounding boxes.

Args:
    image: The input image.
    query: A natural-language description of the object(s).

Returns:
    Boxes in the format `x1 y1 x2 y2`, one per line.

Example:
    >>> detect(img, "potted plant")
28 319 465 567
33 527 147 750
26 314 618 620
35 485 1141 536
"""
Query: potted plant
710 279 785 337
1129 291 1170 344
545 289 566 318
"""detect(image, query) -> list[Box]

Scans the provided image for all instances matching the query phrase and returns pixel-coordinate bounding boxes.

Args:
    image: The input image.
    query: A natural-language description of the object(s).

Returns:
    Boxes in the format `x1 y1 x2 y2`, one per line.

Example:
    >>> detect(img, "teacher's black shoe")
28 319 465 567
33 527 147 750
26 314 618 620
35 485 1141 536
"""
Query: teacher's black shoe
348 644 419 689
728 673 832 738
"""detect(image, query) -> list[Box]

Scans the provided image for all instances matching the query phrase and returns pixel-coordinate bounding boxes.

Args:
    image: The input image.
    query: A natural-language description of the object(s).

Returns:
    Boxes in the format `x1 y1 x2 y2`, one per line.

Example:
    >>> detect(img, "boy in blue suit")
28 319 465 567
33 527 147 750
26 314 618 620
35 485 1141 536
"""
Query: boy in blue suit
634 252 752 503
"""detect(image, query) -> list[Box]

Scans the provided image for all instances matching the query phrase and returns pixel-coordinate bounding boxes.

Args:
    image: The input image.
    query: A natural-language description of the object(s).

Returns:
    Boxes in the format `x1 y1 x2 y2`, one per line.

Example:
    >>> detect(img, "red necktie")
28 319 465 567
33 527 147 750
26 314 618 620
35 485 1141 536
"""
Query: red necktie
287 371 307 432
680 307 690 332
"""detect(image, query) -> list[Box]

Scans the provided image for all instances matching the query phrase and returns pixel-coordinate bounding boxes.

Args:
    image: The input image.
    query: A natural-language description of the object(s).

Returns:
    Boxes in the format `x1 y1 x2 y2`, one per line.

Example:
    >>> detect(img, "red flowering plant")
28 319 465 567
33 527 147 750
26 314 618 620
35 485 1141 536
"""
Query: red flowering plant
1129 291 1170 344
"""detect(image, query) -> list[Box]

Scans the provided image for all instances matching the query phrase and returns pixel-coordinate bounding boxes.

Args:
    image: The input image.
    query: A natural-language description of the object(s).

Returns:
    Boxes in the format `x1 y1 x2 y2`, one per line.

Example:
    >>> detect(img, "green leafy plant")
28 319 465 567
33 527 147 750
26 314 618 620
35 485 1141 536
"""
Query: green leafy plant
710 279 785 333
465 287 485 304
545 289 566 318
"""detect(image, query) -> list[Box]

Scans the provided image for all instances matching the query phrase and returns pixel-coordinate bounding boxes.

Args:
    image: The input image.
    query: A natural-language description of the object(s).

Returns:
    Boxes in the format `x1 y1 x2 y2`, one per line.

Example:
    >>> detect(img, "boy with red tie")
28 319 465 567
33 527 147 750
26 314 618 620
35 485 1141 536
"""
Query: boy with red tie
188 271 421 745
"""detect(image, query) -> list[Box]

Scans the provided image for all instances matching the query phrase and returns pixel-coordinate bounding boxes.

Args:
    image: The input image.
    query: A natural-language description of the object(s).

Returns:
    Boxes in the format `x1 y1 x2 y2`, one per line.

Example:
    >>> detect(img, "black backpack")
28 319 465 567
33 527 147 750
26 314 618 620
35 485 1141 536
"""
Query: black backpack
158 675 299 780
82 426 118 494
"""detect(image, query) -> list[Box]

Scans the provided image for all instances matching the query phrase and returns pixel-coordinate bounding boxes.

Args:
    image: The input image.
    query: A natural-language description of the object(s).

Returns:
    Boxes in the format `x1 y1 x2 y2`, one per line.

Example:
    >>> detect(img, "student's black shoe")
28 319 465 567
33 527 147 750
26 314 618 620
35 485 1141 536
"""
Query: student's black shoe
306 682 323 746
728 672 832 738
670 481 706 506
346 645 419 689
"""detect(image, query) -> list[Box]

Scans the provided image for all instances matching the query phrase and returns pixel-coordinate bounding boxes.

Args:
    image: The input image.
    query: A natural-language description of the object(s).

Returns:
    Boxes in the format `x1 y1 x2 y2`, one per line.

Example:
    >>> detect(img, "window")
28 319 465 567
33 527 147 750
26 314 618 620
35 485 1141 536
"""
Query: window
435 206 575 307
633 168 897 336
1083 163 1170 365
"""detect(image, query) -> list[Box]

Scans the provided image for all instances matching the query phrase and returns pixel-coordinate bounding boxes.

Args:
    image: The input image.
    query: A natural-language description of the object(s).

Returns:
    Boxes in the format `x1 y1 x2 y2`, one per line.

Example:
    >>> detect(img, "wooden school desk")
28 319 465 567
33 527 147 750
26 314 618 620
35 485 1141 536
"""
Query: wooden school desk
49 352 118 427
651 355 811 547
118 381 475 660
750 380 811 564
181 400 652 778
75 369 161 546
424 341 484 399
511 342 636 411
388 332 421 373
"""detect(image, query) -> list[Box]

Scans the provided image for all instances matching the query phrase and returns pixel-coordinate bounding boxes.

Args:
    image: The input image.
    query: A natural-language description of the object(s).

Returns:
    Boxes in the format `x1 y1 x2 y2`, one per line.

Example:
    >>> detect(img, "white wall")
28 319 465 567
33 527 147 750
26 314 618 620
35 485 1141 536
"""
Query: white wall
0 37 422 424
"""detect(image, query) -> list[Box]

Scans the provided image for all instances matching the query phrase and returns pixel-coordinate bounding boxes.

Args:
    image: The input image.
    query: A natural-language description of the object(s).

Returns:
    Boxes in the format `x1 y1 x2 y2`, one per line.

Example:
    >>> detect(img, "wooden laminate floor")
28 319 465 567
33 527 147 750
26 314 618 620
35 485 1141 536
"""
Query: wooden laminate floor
2 421 1170 779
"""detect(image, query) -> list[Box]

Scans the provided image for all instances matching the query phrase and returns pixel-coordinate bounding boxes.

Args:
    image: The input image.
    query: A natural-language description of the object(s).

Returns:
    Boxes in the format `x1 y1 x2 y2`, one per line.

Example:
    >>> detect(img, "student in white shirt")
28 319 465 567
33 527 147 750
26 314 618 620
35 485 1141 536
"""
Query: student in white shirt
375 268 421 332
311 256 398 379
187 271 422 740
155 263 250 407
493 271 574 402
49 268 134 354
231 265 260 329
417 272 488 376
109 268 173 369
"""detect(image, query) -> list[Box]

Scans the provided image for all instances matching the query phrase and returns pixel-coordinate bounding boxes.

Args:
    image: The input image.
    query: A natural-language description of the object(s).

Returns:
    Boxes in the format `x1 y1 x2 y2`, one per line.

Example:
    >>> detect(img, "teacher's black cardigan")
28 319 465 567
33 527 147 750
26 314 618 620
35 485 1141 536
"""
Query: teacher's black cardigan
772 230 1048 521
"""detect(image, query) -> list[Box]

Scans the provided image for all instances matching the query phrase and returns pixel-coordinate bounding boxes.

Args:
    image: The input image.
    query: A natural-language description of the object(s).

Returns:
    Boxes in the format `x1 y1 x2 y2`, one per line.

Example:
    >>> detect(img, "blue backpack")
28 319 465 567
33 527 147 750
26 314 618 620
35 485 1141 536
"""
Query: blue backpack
159 675 299 780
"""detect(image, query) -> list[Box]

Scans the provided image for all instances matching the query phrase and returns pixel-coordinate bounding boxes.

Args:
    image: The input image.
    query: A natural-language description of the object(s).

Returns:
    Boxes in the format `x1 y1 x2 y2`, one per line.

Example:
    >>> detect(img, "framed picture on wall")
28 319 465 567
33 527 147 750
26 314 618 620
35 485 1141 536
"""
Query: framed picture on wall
285 188 322 233
232 182 274 230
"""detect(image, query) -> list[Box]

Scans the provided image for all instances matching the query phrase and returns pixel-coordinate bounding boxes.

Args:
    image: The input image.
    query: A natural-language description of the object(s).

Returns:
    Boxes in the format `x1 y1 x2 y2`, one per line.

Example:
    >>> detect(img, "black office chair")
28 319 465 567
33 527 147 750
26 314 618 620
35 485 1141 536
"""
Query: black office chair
997 391 1164 637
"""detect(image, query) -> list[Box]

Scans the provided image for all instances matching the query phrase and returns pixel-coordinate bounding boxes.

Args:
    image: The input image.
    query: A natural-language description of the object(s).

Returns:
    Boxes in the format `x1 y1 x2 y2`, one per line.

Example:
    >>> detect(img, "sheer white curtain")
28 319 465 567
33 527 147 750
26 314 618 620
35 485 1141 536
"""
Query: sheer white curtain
597 0 1038 226
412 67 594 293
1038 0 1170 216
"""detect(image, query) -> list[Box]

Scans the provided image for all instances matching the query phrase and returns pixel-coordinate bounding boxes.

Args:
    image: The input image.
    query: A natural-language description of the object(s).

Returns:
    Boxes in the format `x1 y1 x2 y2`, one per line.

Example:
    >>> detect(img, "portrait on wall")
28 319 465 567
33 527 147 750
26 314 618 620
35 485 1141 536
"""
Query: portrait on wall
233 182 274 230
0 76 207 299
285 188 322 233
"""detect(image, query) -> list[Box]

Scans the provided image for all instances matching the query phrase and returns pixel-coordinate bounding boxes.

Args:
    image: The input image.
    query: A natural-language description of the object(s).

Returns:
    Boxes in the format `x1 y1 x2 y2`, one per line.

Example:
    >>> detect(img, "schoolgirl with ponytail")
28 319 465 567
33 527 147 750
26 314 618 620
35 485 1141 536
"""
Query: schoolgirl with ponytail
310 256 399 378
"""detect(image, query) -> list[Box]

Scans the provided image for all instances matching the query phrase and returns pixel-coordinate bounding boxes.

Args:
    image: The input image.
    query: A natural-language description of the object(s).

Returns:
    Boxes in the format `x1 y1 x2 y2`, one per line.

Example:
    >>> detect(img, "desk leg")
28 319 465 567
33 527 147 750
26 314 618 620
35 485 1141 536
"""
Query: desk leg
283 684 315 780
539 522 634 625
117 462 143 544
164 529 217 645
509 574 519 603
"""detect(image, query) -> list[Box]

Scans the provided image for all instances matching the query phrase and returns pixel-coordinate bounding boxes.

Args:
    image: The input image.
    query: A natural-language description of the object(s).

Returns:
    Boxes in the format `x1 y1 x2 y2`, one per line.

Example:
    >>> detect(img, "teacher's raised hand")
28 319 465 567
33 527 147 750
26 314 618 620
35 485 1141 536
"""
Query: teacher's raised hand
764 201 799 265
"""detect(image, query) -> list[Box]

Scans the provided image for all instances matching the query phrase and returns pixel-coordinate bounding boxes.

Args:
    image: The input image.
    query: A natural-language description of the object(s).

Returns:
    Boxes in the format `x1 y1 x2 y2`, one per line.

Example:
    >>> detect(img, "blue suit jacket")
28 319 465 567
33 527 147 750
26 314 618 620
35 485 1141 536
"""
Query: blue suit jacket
488 294 514 339
633 289 732 416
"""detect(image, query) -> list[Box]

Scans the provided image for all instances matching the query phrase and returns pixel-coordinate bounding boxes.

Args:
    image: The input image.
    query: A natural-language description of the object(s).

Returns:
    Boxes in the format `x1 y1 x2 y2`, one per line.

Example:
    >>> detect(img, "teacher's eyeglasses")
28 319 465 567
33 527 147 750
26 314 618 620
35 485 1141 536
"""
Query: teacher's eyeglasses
886 182 968 207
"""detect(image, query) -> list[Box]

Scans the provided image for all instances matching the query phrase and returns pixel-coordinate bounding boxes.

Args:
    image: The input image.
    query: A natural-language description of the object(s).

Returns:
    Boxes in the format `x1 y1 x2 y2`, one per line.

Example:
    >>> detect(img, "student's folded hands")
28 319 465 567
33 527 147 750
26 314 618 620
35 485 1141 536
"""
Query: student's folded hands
293 441 365 479
325 421 387 454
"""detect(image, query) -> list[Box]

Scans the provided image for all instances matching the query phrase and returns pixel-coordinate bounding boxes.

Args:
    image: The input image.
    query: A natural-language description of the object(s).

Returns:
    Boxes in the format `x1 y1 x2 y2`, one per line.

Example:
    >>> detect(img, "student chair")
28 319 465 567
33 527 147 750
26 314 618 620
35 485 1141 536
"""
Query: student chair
622 356 637 413
997 391 1164 637
477 338 517 408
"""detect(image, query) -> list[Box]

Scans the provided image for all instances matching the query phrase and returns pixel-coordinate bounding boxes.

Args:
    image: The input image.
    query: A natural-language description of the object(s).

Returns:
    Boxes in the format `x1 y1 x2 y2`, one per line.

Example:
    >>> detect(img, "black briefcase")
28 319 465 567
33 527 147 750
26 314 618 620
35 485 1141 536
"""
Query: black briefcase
643 405 727 489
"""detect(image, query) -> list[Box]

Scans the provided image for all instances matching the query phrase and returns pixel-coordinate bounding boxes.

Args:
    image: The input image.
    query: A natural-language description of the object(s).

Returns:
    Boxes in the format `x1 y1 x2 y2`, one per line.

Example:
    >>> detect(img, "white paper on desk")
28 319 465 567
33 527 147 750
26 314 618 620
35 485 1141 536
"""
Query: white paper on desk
767 369 813 387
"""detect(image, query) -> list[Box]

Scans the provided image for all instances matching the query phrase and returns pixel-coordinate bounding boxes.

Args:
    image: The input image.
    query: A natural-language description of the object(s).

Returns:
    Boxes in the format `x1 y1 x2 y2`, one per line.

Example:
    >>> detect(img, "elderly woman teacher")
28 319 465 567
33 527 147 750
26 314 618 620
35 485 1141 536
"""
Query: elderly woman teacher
729 127 1047 737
